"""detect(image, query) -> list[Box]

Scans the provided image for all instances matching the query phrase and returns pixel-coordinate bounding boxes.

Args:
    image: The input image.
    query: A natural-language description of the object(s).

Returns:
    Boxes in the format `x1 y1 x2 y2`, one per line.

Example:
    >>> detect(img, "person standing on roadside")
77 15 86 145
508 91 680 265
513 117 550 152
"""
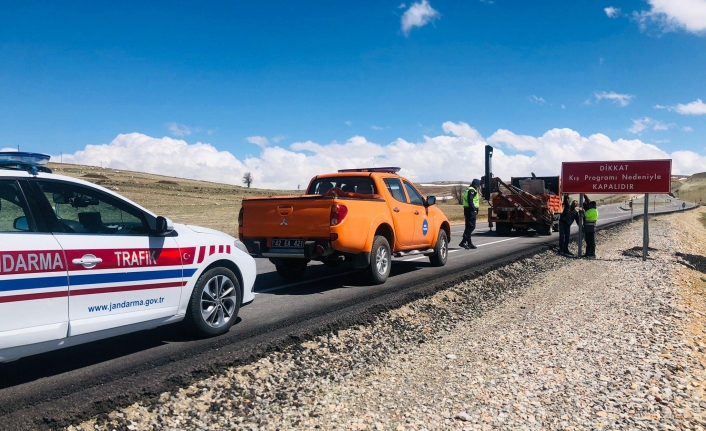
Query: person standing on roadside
459 179 481 250
559 195 580 256
584 198 598 258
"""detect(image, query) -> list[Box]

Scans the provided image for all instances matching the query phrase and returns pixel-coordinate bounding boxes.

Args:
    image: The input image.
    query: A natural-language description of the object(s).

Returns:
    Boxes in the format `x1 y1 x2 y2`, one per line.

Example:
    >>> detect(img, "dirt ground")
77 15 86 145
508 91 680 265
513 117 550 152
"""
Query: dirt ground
671 207 706 382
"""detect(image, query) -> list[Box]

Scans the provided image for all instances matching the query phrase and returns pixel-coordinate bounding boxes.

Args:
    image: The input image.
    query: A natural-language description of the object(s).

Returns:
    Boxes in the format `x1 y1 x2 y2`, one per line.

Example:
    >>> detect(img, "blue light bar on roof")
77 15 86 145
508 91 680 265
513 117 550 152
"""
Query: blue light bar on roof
338 167 401 174
0 151 51 166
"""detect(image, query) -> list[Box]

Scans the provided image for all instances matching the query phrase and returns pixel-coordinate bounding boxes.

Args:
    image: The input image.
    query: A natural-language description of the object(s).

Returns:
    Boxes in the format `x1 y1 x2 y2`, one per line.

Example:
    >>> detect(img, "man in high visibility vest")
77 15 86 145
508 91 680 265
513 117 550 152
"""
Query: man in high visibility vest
460 179 481 250
584 199 598 257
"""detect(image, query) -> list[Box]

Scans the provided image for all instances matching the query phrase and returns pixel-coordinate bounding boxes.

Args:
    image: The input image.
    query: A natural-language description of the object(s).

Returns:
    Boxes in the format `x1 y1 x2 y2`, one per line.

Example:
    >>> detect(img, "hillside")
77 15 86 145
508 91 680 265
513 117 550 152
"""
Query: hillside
673 172 706 205
47 163 295 237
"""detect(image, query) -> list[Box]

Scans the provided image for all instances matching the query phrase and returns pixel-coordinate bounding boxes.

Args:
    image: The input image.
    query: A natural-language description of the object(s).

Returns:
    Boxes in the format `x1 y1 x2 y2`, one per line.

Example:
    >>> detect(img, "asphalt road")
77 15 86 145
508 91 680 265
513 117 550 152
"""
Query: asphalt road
0 195 697 430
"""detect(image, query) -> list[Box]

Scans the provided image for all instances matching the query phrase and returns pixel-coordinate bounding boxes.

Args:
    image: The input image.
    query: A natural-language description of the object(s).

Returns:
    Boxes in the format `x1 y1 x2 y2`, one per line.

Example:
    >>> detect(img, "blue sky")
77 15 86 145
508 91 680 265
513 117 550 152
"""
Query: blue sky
1 1 705 187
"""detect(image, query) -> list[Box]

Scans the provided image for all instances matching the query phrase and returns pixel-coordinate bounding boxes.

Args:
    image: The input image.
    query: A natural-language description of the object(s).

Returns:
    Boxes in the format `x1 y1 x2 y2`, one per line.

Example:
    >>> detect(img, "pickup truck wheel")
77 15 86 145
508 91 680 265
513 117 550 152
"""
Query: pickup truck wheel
429 230 448 267
186 267 241 337
275 259 308 282
368 235 391 284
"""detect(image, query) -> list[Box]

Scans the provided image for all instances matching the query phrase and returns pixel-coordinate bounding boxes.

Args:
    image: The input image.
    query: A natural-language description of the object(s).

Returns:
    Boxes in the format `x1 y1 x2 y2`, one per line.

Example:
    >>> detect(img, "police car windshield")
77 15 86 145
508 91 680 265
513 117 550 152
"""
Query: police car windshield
308 177 376 195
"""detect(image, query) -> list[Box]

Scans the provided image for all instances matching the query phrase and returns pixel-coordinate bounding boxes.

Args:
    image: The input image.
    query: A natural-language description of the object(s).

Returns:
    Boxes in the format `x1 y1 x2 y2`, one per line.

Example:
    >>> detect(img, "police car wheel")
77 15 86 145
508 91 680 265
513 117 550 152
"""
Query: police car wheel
429 230 448 267
368 235 391 285
186 267 241 337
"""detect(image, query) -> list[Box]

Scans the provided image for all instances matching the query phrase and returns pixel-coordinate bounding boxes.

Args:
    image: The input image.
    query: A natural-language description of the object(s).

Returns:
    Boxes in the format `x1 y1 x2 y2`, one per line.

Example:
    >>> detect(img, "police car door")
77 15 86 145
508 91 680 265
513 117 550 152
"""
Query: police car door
31 180 183 337
0 179 69 354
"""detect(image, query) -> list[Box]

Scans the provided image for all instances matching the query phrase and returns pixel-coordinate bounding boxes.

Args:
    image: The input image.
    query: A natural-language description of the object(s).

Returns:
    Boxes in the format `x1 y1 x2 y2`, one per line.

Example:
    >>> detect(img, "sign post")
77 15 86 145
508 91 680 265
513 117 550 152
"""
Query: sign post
561 160 671 261
643 194 649 261
577 194 584 257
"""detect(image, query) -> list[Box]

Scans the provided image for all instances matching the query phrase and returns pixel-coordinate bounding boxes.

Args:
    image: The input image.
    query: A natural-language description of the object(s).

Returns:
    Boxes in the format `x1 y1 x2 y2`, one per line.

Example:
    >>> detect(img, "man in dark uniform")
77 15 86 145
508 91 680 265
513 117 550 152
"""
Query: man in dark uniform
558 195 580 256
459 179 481 250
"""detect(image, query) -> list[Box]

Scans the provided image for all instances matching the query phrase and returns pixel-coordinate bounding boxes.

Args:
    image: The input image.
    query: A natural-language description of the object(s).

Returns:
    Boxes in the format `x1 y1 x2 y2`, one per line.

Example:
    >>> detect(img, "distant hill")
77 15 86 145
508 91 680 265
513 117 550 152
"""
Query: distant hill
673 172 706 204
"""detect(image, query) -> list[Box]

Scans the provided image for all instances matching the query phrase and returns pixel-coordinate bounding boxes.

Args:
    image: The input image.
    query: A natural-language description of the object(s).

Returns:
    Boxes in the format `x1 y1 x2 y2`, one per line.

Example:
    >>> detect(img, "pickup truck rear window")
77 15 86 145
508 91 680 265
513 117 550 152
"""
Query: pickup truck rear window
308 177 377 195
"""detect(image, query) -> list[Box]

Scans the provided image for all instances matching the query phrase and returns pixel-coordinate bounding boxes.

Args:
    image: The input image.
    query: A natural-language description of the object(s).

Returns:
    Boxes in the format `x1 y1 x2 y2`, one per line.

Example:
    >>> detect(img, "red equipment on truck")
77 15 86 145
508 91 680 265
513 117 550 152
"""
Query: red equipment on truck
482 145 562 236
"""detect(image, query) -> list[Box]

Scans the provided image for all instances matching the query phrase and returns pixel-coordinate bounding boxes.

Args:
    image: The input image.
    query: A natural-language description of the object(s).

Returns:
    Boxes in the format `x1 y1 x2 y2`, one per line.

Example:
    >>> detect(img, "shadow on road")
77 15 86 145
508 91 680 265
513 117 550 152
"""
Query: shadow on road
676 252 706 274
621 246 658 260
0 316 233 390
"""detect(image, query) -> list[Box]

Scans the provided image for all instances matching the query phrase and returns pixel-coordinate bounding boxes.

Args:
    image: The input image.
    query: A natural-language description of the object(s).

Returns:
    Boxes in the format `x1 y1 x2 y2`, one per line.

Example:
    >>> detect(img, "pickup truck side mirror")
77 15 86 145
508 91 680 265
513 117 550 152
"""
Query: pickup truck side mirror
426 196 436 206
154 216 174 235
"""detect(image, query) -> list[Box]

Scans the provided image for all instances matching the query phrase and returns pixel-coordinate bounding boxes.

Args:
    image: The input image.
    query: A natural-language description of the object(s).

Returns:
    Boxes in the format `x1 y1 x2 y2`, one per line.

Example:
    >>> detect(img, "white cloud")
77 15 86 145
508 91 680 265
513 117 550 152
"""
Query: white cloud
271 135 286 143
605 6 621 18
653 104 667 109
401 0 440 36
529 95 545 105
628 117 673 134
683 126 694 131
561 104 566 109
1 147 18 152
629 118 651 134
441 121 483 140
371 125 385 131
344 120 353 126
246 136 269 147
675 99 706 115
398 3 406 8
54 124 706 190
166 123 191 137
594 91 634 107
634 0 706 34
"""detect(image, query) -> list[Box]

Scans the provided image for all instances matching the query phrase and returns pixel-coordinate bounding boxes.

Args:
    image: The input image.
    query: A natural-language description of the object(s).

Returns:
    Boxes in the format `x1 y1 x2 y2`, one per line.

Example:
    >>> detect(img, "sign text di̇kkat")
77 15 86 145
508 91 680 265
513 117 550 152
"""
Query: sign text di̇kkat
561 160 672 194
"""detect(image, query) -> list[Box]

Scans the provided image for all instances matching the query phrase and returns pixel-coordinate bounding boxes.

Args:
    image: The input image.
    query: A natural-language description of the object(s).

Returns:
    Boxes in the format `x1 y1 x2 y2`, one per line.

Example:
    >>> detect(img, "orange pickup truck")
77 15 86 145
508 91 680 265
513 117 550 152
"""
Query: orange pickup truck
238 168 451 284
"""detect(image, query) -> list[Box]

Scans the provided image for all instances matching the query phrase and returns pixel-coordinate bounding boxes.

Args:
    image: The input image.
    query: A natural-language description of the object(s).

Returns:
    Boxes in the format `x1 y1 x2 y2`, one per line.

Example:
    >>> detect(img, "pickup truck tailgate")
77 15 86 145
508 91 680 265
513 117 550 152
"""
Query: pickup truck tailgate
241 196 332 240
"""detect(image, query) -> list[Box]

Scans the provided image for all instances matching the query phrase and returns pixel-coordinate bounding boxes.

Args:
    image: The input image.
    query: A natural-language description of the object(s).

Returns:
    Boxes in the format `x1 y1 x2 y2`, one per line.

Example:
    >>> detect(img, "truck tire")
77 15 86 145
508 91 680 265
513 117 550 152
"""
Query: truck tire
368 235 391 284
496 223 511 236
538 224 552 236
429 230 448 266
185 267 241 337
275 259 308 282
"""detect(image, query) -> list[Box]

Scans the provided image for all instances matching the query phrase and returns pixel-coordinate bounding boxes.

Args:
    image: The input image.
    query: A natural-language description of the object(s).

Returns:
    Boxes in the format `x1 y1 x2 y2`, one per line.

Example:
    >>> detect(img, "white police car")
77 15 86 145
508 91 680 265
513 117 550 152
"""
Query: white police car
0 152 256 362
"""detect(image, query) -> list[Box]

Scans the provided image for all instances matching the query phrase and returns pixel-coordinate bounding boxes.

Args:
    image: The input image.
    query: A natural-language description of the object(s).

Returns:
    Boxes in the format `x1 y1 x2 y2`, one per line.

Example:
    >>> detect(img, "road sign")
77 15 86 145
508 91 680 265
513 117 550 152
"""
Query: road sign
561 160 671 194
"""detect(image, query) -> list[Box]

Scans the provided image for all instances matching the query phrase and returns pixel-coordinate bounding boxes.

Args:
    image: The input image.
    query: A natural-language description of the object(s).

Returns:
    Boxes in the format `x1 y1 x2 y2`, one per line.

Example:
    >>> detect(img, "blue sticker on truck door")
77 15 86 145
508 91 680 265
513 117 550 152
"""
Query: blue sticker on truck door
422 219 428 235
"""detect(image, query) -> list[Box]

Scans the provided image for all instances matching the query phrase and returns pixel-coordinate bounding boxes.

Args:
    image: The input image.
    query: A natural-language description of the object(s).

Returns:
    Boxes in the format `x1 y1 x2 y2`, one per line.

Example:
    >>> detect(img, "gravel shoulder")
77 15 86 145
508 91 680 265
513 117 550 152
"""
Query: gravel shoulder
71 209 706 431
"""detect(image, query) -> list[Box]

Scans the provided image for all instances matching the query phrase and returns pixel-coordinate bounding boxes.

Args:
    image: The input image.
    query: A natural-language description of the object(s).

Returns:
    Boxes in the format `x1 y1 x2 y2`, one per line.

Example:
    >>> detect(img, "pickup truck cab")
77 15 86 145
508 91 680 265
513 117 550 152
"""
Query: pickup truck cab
239 168 451 284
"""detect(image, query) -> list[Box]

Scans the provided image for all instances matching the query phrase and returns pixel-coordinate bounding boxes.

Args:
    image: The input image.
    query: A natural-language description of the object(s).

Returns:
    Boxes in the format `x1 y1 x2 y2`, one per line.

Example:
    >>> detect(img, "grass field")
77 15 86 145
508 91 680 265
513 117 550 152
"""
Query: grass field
45 163 651 234
47 163 295 237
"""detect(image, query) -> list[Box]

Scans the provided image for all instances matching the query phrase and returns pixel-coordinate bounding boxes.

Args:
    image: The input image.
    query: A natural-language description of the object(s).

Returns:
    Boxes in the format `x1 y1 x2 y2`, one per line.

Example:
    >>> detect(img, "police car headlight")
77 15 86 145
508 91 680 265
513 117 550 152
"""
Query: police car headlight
234 240 248 254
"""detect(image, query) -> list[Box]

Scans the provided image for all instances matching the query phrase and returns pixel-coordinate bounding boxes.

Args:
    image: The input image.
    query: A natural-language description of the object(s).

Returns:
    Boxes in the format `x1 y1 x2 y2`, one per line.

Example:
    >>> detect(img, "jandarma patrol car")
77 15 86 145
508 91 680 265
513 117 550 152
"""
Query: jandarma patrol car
0 152 256 362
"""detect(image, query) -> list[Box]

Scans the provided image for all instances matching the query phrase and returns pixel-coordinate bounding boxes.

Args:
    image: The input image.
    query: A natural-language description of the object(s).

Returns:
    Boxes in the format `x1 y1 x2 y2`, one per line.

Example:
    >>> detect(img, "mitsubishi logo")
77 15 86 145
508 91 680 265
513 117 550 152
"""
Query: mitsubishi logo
280 217 288 226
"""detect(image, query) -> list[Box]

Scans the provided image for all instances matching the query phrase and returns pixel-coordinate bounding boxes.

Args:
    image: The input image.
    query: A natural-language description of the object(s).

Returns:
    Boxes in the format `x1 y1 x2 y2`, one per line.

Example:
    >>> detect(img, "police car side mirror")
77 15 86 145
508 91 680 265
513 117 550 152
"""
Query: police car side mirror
426 196 436 206
155 216 174 235
13 216 29 231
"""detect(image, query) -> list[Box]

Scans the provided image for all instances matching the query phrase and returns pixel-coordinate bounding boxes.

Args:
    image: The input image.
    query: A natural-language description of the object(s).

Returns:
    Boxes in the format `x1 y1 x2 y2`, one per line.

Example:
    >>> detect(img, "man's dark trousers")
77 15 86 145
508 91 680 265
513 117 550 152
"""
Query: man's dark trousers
462 207 477 245
585 231 596 256
558 222 571 253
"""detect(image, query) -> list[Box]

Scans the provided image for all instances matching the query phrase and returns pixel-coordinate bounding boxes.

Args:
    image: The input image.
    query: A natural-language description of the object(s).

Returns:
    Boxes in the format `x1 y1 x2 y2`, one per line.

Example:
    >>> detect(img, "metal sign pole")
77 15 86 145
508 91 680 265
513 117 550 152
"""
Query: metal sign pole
578 194 584 258
643 193 649 261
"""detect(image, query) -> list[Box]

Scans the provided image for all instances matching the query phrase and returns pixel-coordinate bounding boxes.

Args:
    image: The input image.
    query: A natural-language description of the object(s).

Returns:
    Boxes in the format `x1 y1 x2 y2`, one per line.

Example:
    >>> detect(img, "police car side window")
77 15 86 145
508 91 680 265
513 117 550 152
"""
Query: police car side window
403 181 424 206
35 181 150 235
383 178 407 203
0 181 34 233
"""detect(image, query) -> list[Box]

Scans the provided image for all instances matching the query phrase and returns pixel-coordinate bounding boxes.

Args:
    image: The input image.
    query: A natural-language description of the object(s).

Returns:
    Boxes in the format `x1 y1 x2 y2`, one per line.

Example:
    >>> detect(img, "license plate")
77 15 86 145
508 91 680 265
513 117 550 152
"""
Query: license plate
272 239 305 248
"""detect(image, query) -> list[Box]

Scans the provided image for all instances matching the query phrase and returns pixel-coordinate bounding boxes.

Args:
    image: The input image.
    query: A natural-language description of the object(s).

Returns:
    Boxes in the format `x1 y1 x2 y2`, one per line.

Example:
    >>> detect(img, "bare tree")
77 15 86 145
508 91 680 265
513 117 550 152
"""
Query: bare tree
242 172 253 188
452 185 465 205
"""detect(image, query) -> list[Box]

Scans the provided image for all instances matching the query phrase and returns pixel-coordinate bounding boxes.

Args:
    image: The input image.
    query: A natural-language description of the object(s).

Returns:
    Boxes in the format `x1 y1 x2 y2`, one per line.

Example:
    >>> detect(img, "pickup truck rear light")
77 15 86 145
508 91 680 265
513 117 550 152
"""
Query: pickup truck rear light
330 233 339 241
330 204 348 226
238 207 244 226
